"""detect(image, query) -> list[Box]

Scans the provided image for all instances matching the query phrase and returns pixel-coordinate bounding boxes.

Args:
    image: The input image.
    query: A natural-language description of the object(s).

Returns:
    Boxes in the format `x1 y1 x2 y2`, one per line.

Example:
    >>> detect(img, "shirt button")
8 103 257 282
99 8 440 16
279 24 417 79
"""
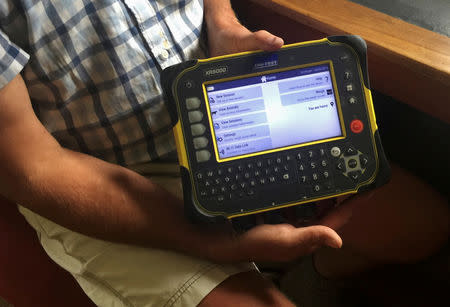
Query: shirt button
163 39 170 49
159 49 169 61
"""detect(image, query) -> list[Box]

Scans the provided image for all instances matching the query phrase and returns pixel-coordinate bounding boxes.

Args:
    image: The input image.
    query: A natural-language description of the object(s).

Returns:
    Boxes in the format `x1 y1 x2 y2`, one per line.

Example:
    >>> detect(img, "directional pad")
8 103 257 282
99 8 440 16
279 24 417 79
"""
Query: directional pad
336 146 369 182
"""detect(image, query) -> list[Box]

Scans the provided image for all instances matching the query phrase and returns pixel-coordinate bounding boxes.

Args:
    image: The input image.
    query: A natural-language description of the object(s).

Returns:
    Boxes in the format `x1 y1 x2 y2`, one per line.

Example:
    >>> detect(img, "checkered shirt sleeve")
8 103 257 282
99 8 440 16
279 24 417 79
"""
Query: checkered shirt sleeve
0 30 29 89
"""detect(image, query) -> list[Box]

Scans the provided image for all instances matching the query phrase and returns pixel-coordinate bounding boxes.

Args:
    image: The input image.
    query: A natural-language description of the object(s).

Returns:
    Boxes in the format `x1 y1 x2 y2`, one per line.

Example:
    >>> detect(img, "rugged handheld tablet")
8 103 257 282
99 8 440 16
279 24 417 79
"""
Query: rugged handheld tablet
161 35 391 225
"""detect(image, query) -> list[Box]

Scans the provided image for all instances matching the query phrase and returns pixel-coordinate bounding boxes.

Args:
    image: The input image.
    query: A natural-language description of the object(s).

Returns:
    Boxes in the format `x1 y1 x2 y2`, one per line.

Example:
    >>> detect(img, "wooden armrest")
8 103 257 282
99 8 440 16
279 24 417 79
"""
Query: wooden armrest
233 0 450 123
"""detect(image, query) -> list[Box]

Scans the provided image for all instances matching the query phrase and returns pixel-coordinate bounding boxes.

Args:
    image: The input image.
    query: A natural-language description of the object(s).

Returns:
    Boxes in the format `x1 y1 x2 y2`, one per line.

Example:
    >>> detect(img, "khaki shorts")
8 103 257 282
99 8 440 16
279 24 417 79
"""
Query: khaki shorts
19 163 255 307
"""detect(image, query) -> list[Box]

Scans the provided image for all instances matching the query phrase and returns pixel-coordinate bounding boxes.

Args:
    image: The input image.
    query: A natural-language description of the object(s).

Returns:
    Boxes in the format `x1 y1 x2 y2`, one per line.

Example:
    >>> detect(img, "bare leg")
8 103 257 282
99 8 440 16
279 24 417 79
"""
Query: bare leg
199 271 295 307
315 162 449 278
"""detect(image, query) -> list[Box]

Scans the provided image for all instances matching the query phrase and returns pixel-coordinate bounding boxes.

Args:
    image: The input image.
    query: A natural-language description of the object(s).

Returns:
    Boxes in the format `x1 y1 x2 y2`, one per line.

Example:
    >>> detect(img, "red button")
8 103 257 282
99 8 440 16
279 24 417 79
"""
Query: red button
350 119 364 133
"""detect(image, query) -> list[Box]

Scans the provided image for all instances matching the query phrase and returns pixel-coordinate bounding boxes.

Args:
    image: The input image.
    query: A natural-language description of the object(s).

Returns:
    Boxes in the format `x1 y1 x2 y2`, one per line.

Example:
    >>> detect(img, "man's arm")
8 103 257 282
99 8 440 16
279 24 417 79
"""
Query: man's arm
0 75 342 262
0 74 206 252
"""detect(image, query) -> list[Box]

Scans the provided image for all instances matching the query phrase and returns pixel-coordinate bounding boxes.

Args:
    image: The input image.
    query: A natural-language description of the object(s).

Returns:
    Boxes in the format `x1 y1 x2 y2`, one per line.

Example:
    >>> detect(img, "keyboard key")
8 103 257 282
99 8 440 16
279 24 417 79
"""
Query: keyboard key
360 155 369 168
348 159 358 169
336 159 346 172
300 175 309 183
312 173 319 181
344 146 357 156
348 171 361 181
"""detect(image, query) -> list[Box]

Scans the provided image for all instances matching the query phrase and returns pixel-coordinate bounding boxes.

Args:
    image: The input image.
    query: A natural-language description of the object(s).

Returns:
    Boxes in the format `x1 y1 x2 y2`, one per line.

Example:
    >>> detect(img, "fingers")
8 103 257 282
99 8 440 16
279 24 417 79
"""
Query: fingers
248 30 284 52
208 25 284 56
295 225 342 250
228 224 342 263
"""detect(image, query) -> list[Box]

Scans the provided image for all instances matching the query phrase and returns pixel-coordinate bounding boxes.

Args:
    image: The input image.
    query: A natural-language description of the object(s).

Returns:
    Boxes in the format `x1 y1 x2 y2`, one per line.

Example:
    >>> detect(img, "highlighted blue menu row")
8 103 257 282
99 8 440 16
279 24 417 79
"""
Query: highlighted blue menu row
206 64 329 92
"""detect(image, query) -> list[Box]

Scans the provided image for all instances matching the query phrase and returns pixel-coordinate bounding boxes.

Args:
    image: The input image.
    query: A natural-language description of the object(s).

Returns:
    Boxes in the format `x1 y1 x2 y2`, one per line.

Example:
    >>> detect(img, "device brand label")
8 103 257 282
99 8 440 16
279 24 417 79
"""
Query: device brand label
204 66 228 77
253 54 278 70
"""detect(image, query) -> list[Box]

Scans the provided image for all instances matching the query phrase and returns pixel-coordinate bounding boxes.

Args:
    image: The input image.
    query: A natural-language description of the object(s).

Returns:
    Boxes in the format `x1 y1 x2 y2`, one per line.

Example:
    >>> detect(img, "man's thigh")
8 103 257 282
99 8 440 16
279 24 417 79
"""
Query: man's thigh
19 205 255 307
17 174 257 307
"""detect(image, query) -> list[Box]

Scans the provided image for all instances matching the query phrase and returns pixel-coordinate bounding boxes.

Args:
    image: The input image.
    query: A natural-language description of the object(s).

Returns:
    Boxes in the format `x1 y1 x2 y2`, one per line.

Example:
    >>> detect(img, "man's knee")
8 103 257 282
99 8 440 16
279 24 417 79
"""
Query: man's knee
338 164 449 264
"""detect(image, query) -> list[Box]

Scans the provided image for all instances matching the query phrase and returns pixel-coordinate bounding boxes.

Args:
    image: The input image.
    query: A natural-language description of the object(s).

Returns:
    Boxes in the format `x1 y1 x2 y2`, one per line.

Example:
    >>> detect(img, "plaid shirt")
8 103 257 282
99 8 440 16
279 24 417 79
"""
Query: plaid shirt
0 0 205 166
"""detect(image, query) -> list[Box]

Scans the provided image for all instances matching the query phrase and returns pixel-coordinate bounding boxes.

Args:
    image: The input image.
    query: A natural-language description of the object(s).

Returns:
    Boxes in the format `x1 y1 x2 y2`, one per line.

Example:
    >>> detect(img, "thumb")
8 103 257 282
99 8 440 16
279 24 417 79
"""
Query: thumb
295 225 343 250
246 30 284 52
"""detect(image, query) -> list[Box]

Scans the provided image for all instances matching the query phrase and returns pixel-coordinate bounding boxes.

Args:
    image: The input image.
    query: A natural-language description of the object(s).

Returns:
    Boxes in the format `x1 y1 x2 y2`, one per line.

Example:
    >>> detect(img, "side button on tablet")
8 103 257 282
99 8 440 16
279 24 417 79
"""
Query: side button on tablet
193 137 209 149
186 97 201 110
344 71 352 80
350 119 364 133
191 124 206 136
188 111 203 123
339 54 350 62
196 150 211 162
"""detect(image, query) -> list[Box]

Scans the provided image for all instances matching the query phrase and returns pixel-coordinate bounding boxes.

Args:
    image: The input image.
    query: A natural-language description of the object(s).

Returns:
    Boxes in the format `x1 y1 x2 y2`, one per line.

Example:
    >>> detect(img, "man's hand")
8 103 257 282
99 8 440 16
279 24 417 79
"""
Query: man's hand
203 0 283 57
207 20 284 57
200 223 342 263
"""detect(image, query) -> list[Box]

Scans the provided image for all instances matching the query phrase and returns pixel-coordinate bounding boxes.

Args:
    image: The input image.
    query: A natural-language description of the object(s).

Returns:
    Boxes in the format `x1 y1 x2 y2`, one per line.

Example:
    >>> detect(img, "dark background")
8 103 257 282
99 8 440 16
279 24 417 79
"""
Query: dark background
372 90 449 200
